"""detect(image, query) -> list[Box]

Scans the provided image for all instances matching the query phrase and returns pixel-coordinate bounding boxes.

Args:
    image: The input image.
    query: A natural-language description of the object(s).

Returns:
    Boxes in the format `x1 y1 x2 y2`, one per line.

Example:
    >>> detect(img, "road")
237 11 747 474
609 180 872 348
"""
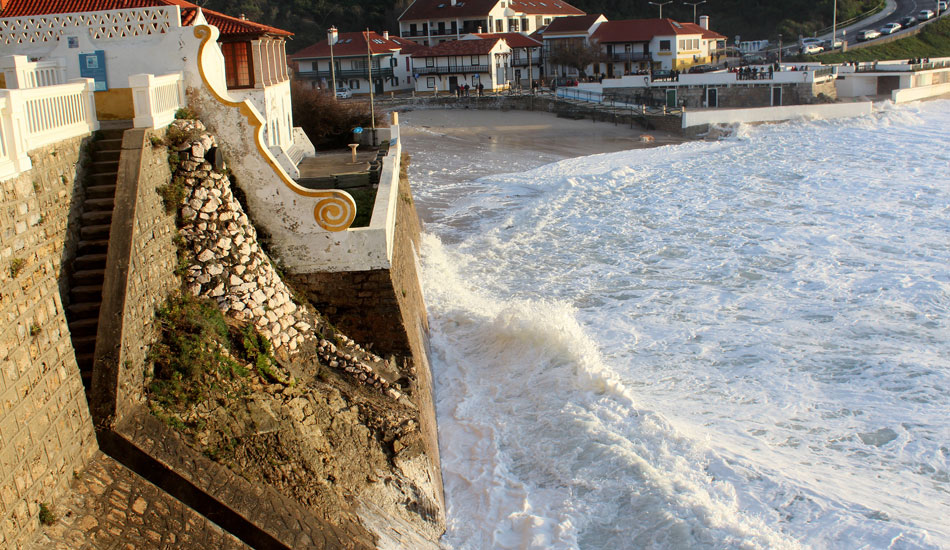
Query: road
835 0 946 48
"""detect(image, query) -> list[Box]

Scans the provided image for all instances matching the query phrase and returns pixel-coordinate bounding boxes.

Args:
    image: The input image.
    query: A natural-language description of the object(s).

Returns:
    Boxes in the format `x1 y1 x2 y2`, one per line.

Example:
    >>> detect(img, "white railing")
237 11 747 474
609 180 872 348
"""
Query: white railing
0 78 98 181
129 73 184 128
0 55 66 88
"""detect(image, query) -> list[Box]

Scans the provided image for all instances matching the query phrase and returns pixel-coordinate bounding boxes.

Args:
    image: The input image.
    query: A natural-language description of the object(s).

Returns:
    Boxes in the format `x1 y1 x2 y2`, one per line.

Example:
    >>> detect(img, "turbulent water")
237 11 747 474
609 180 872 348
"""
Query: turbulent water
406 101 950 550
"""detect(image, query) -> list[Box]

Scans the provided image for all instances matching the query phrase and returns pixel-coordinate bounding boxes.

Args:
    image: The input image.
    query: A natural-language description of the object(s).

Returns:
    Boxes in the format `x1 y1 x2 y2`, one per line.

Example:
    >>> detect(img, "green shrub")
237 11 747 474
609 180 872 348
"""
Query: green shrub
291 80 388 149
9 258 26 278
174 107 198 120
38 503 56 526
157 176 186 214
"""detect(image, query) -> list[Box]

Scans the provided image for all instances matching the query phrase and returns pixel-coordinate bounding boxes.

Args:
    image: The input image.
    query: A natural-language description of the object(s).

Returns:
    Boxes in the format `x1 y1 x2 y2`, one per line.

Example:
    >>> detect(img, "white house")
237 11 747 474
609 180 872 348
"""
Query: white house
589 17 726 73
288 30 421 95
398 0 585 46
537 13 607 79
463 32 543 86
0 0 307 176
411 36 512 92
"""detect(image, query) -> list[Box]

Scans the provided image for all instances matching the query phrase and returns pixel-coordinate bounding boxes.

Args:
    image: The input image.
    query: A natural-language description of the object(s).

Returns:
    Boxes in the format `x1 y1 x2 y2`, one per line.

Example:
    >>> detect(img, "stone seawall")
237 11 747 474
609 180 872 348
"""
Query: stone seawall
0 136 99 549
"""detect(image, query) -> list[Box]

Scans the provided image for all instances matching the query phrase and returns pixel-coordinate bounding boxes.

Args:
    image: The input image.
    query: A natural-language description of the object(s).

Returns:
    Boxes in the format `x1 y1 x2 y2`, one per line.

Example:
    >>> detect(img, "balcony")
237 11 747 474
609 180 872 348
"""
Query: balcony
607 52 651 62
297 68 394 80
512 56 541 67
415 65 490 75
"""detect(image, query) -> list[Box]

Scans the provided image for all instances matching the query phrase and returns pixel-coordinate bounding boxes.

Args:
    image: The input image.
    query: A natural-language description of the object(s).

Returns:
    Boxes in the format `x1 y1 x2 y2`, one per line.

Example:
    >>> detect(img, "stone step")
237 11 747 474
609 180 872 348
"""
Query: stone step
73 253 108 272
68 317 99 337
85 184 117 199
87 172 118 187
77 239 109 256
80 223 111 240
83 197 115 211
72 268 105 286
91 138 122 153
67 301 101 320
80 210 113 226
95 149 121 162
88 160 119 175
72 334 98 354
70 284 103 303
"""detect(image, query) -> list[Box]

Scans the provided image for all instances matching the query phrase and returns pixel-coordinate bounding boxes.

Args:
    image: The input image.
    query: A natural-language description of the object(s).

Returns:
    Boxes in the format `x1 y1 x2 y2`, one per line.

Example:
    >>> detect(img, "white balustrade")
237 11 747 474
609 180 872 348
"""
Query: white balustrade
129 73 184 128
0 78 98 181
0 55 67 89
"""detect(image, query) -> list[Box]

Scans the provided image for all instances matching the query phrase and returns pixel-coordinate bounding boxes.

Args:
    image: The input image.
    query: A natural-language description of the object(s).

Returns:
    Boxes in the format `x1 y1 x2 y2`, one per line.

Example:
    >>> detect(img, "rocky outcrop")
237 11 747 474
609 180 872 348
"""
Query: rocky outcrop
149 119 444 548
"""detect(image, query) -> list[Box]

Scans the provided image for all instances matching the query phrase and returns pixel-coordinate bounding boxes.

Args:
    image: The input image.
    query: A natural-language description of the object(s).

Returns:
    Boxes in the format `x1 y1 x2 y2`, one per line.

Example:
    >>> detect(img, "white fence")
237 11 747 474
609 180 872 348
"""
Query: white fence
129 73 184 129
0 78 98 181
0 55 66 88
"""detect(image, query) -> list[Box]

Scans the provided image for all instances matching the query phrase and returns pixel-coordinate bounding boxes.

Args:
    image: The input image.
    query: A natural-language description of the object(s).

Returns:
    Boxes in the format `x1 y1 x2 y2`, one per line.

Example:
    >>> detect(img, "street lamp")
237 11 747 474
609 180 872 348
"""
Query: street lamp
683 0 706 23
832 0 838 51
778 33 782 66
328 26 338 100
649 1 672 19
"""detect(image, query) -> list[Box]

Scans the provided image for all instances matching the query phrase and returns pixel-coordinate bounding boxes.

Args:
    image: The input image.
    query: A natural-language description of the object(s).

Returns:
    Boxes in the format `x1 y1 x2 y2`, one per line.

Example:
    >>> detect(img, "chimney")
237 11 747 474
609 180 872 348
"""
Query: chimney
239 13 246 20
699 15 709 29
450 0 457 5
477 25 483 33
328 26 339 46
383 30 389 40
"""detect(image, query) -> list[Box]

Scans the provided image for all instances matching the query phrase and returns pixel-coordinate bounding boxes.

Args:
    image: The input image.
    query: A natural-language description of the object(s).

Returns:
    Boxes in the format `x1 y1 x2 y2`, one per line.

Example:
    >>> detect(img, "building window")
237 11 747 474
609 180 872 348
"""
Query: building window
508 18 519 32
521 18 528 31
426 57 435 67
495 19 504 32
221 41 253 88
471 55 479 65
427 76 435 88
350 79 360 89
410 23 417 35
659 40 671 51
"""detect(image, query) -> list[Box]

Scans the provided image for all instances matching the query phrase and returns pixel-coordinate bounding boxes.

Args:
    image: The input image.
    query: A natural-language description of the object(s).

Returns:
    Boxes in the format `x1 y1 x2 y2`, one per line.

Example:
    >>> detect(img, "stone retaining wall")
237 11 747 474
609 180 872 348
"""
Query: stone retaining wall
0 136 98 550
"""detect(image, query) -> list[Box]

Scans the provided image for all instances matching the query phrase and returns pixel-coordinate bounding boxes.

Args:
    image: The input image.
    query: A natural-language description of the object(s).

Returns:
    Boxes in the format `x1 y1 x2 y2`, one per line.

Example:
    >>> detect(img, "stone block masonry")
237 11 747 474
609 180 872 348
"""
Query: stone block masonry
0 136 98 550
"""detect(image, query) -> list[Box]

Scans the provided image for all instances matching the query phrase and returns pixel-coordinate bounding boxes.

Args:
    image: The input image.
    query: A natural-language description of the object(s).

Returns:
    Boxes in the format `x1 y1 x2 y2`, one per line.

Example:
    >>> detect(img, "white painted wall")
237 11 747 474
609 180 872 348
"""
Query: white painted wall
681 101 872 128
892 82 950 102
836 74 879 97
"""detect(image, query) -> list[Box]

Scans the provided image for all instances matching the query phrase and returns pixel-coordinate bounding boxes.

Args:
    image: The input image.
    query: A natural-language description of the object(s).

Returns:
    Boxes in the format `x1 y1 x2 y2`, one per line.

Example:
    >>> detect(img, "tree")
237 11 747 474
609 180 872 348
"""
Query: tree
546 38 607 78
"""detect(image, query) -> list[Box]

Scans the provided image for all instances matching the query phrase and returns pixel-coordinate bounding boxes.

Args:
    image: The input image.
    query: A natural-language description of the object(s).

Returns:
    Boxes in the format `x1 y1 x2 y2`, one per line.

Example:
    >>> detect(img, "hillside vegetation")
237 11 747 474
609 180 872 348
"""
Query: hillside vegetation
813 17 950 62
203 0 879 53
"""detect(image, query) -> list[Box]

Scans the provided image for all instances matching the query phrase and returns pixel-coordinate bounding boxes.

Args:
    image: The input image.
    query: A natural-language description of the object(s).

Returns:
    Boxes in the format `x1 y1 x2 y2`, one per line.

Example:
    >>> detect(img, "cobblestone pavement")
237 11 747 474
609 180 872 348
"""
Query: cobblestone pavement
24 452 249 550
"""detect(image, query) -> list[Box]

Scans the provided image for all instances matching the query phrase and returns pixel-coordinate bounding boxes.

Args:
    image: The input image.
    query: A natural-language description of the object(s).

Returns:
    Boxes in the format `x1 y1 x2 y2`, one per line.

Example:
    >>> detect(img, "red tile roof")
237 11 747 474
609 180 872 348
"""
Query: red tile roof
539 14 603 35
414 37 503 57
680 22 726 40
400 0 582 21
470 32 540 48
0 0 291 37
288 32 406 59
591 19 704 43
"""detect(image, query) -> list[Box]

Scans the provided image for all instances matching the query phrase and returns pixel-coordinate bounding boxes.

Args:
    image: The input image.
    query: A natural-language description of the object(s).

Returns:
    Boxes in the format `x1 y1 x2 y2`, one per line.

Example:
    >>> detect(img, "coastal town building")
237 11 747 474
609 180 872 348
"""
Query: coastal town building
590 16 726 73
411 35 512 92
537 13 607 79
398 0 585 46
464 32 543 86
288 29 419 95
0 0 308 176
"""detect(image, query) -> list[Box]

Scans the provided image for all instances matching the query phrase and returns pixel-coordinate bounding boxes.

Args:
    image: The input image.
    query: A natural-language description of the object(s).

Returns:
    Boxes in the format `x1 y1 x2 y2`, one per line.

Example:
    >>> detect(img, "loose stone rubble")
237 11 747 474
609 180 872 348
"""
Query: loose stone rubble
168 119 401 397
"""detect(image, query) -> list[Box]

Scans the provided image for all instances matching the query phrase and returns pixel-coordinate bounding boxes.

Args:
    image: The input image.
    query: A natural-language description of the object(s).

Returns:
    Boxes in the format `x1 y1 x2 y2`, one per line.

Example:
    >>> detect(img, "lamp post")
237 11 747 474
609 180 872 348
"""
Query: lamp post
778 33 782 66
832 0 838 51
328 26 338 100
683 0 706 23
649 1 672 18
364 29 376 143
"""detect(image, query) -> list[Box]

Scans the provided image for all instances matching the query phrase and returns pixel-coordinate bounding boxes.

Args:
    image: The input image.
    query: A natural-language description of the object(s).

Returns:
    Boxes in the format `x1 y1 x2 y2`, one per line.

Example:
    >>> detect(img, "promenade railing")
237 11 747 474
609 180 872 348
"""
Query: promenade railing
129 73 185 129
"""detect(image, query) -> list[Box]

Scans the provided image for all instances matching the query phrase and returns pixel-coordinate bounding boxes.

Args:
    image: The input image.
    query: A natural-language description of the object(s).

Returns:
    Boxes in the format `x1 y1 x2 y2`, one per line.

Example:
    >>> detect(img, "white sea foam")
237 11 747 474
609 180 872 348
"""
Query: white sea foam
409 100 950 550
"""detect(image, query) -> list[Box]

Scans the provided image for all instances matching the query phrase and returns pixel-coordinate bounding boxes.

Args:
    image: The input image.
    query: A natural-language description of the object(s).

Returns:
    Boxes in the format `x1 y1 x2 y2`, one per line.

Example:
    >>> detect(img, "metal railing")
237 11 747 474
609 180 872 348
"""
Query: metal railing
414 64 490 75
607 51 651 62
298 68 394 80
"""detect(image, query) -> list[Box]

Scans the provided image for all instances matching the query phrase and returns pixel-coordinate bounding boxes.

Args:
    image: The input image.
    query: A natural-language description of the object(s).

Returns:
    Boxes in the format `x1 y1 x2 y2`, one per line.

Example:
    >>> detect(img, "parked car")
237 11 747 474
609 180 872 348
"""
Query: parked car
918 10 935 20
688 64 716 73
857 29 882 41
800 37 824 52
823 38 844 49
801 44 824 54
899 16 918 27
880 22 902 35
336 88 352 99
939 2 948 13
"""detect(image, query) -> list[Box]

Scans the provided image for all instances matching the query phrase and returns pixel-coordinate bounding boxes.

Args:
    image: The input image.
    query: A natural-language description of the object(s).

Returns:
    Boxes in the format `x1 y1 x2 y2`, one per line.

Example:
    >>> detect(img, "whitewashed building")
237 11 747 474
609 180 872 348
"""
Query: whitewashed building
288 30 420 95
411 36 512 92
398 0 585 46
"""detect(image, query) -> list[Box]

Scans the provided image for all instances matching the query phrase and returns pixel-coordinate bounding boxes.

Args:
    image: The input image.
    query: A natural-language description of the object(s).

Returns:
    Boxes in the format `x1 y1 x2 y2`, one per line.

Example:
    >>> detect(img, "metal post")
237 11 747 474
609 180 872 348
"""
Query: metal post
832 0 838 51
683 1 706 23
329 26 337 100
365 29 376 145
649 1 672 18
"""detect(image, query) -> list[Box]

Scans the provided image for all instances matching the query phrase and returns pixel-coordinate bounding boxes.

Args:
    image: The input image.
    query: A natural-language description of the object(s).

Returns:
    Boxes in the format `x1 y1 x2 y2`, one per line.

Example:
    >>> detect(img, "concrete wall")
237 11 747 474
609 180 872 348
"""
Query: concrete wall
681 101 872 128
0 136 98 550
90 129 179 428
892 82 950 102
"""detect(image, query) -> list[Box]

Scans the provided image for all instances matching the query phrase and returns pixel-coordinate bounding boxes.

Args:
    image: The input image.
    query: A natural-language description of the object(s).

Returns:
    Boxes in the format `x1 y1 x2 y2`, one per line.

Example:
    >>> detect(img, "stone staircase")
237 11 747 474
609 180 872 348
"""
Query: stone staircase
67 126 127 391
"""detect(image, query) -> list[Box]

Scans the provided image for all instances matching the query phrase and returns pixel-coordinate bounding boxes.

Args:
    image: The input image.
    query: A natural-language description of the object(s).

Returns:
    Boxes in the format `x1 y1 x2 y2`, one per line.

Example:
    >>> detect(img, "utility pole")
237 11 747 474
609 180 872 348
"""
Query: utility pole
832 0 838 51
649 1 672 19
683 0 706 23
328 26 338 100
365 29 376 143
